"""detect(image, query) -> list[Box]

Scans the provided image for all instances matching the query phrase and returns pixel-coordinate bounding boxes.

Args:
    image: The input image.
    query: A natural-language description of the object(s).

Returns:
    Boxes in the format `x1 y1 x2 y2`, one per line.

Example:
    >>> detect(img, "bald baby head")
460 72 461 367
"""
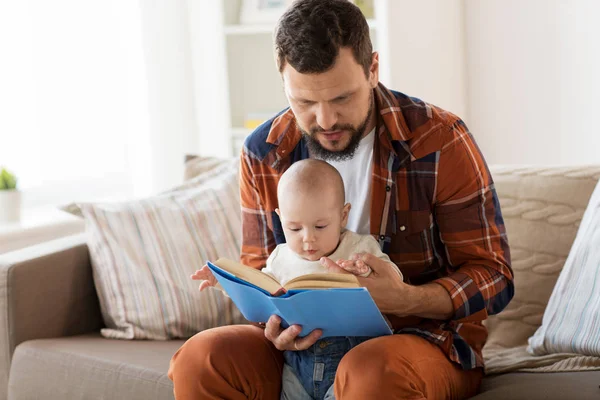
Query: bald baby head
277 159 345 206
276 159 351 261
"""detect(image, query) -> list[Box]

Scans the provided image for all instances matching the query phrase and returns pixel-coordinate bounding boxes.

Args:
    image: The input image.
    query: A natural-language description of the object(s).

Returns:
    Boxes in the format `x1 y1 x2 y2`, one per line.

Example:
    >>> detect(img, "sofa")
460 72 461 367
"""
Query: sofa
1 165 599 400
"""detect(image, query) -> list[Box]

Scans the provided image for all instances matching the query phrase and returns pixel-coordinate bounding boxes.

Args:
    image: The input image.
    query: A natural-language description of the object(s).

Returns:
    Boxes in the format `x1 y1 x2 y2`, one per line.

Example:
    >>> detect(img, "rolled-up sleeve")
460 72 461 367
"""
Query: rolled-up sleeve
239 150 274 270
433 119 514 323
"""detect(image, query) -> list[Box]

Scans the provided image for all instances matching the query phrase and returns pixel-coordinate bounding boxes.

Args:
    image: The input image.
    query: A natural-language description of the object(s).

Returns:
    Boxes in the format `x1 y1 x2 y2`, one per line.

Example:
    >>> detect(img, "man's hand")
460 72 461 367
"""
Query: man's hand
322 253 408 314
263 315 322 351
322 253 454 319
190 265 217 291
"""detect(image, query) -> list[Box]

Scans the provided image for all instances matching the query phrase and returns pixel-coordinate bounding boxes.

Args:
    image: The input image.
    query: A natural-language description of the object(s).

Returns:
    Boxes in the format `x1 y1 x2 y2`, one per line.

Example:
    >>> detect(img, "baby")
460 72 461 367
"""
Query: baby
268 159 402 400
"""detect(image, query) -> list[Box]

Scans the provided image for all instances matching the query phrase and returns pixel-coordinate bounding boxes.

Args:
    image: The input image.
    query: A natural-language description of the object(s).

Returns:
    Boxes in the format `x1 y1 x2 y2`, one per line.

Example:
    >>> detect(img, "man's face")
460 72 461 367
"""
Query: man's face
282 48 379 161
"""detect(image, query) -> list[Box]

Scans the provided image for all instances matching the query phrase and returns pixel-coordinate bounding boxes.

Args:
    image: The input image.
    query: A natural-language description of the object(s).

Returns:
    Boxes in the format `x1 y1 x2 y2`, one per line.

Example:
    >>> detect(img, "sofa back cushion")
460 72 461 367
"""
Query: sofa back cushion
484 166 600 351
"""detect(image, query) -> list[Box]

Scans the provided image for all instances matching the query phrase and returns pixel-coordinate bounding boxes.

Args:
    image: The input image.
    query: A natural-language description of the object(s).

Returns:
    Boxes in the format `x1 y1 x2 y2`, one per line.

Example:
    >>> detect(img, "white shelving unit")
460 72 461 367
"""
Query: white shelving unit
189 0 386 158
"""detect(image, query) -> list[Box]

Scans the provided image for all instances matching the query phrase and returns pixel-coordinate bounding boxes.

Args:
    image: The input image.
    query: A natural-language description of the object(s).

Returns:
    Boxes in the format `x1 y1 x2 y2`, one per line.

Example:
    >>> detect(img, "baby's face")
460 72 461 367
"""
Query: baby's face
278 190 349 262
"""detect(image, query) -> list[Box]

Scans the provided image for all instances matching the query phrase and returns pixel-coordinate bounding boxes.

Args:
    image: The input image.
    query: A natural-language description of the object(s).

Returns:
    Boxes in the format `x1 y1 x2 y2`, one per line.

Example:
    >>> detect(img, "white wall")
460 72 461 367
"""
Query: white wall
186 0 232 159
138 0 200 193
376 0 468 121
466 0 600 165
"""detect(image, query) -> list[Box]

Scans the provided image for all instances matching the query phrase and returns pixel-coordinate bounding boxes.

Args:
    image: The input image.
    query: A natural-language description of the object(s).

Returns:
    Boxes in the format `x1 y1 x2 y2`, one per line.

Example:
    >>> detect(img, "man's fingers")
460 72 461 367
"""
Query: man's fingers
333 258 370 276
274 324 302 350
294 329 322 350
320 257 347 274
356 253 389 273
263 315 323 351
263 315 284 344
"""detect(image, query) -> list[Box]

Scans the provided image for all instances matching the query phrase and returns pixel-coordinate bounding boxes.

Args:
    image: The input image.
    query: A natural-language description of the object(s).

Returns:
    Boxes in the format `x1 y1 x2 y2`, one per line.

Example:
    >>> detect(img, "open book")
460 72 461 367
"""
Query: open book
207 258 393 338
211 257 361 296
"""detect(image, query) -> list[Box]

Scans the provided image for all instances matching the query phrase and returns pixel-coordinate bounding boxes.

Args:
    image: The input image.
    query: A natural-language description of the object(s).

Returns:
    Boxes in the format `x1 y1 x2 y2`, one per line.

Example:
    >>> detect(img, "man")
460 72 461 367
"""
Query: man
169 0 514 398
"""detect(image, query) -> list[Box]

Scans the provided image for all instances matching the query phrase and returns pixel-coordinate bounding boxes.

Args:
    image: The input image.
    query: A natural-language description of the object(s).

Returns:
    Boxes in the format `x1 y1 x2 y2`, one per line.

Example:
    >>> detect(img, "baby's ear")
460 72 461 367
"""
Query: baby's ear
341 203 351 227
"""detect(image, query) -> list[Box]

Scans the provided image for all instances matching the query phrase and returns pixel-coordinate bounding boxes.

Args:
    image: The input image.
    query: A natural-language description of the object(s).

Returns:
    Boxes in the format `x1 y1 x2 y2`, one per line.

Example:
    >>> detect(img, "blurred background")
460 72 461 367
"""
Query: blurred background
1 0 599 212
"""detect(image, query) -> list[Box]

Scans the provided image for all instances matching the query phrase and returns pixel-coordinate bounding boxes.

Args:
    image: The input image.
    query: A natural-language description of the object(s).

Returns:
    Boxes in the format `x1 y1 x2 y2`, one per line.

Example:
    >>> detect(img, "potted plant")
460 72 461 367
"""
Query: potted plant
0 167 21 223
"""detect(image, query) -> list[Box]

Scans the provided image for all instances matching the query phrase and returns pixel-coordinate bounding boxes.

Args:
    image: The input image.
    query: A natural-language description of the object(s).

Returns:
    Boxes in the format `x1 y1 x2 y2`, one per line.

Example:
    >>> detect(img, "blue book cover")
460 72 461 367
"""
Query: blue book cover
207 260 393 338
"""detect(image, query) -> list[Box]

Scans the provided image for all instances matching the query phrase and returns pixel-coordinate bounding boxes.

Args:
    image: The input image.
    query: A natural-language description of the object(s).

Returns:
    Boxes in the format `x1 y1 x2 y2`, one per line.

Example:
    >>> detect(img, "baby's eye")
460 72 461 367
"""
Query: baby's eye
315 225 328 230
289 228 301 232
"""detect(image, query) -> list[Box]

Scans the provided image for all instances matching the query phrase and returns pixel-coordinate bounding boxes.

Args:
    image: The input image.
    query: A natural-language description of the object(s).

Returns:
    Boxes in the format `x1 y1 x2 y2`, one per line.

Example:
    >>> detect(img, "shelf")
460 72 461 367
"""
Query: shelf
224 19 377 36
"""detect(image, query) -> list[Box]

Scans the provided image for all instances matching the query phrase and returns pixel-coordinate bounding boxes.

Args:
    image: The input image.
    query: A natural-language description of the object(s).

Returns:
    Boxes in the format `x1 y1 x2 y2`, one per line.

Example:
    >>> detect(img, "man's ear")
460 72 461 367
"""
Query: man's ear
369 52 379 88
341 203 351 228
275 208 280 217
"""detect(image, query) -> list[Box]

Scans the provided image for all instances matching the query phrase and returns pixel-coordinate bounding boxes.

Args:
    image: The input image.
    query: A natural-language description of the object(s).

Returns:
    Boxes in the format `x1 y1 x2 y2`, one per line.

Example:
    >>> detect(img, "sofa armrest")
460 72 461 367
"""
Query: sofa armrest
0 233 103 381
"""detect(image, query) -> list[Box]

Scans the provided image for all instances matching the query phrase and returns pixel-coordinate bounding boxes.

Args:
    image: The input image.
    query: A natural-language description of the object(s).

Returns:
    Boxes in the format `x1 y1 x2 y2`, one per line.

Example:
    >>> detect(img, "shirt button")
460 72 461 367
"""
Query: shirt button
319 342 328 349
379 235 385 240
385 185 391 192
399 225 406 232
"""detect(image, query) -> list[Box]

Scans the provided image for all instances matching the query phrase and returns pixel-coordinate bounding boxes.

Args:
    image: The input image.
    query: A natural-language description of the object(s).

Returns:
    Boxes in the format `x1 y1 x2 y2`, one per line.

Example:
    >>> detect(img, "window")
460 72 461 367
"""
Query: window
0 0 151 209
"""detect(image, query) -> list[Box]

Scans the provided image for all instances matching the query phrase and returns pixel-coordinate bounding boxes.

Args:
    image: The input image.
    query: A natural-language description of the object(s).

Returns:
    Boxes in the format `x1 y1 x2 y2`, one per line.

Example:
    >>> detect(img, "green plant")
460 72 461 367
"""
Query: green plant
0 167 18 190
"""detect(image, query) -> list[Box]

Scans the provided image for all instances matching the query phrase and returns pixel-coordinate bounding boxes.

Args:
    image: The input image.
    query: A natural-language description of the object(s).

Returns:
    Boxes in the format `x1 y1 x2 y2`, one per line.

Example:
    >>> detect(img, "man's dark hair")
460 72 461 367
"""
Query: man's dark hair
274 0 373 77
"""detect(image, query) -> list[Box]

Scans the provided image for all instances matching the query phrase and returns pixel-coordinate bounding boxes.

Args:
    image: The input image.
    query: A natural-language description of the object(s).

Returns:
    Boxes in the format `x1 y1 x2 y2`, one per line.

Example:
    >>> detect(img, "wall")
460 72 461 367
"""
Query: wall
138 0 200 193
376 0 468 121
465 0 600 165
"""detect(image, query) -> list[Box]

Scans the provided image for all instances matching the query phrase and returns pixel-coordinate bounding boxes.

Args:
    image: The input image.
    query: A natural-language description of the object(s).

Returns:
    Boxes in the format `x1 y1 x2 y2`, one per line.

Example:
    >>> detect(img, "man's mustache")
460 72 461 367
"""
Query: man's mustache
310 124 355 135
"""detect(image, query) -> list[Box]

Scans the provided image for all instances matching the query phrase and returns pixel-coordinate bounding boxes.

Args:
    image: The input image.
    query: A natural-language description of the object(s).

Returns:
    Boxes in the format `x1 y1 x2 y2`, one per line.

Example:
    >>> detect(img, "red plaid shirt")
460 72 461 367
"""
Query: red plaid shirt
239 83 514 369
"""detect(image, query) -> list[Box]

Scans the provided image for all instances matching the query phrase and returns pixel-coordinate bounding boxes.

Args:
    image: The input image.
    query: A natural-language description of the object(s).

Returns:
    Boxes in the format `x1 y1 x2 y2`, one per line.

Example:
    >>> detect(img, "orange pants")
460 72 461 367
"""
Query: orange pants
168 325 482 400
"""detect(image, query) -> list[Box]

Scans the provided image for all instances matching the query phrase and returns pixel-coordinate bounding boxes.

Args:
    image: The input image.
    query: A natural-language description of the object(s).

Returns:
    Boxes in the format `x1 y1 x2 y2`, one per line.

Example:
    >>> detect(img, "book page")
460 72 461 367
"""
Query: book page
284 273 359 290
213 258 282 295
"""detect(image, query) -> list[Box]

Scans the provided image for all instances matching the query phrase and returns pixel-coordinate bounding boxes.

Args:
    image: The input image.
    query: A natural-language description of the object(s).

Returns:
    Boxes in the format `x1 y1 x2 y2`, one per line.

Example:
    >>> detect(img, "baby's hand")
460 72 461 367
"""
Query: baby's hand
190 265 218 291
336 254 372 277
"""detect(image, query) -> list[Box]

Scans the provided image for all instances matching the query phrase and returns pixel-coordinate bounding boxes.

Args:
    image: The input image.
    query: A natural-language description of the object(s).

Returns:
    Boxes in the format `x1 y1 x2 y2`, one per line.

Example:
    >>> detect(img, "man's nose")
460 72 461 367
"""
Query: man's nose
315 103 338 131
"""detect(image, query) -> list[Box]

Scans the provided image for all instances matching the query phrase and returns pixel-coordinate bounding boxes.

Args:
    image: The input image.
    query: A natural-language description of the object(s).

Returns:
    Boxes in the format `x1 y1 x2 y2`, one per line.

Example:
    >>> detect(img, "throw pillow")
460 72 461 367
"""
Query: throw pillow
528 178 600 356
183 155 231 182
81 157 247 340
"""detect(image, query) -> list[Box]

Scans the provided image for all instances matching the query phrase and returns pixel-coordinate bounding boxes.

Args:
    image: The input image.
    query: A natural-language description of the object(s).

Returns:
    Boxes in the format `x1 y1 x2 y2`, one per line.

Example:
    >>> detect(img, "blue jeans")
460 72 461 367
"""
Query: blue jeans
281 337 370 400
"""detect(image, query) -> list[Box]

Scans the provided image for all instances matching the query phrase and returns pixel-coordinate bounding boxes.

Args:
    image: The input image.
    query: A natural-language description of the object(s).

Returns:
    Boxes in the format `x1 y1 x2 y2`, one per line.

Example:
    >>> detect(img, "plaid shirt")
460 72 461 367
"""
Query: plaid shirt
239 83 514 369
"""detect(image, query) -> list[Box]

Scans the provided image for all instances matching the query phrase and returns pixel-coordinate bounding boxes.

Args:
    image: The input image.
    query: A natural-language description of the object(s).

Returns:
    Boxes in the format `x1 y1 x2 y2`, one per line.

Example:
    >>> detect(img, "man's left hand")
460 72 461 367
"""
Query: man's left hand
321 253 412 316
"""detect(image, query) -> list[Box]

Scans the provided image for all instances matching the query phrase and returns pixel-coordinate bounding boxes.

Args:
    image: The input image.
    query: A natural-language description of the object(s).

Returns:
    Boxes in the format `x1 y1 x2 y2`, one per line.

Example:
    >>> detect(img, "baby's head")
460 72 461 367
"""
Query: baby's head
276 159 350 261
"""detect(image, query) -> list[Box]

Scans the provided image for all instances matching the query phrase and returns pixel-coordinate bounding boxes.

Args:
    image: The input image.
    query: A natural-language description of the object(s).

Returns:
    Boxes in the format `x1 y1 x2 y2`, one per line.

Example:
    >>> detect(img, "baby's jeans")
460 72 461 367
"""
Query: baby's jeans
282 337 370 400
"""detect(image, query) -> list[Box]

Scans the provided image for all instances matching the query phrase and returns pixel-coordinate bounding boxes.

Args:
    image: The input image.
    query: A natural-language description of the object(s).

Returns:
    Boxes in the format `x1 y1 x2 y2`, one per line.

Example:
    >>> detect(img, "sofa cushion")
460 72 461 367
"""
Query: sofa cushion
484 166 600 373
80 157 247 340
8 334 181 400
528 178 600 357
471 370 600 400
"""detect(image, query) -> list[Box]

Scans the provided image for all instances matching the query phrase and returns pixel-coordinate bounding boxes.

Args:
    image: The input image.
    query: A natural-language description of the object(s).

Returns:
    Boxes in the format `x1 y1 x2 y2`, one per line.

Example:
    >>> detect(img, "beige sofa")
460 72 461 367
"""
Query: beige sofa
1 165 599 400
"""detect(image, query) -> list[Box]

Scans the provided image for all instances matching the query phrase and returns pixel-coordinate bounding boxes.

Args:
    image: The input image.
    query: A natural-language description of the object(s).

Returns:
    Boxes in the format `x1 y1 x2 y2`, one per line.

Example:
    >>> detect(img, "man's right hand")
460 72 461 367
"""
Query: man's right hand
190 265 217 291
264 315 322 351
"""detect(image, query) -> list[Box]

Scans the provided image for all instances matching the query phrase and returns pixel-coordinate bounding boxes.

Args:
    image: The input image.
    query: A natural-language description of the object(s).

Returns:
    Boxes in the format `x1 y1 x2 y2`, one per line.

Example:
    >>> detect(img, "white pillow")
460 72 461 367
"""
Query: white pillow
81 158 247 340
528 179 600 356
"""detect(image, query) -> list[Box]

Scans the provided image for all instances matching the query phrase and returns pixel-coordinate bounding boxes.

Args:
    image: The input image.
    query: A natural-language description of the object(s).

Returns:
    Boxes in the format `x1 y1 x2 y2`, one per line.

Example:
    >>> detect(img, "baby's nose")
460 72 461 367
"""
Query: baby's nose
303 231 316 242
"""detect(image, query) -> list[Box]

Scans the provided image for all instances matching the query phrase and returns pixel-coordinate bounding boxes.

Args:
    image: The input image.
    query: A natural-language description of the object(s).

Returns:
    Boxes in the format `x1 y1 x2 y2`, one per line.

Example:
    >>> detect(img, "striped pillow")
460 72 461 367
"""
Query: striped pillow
528 179 600 356
81 158 247 340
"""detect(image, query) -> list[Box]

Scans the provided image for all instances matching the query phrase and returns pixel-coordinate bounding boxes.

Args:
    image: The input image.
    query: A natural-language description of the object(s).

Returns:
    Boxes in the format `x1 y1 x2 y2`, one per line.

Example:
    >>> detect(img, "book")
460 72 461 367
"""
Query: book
207 258 393 338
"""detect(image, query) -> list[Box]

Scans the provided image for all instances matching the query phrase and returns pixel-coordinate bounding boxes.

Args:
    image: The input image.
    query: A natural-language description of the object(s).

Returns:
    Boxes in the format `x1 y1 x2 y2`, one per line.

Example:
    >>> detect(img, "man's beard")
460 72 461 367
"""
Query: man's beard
300 92 374 162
